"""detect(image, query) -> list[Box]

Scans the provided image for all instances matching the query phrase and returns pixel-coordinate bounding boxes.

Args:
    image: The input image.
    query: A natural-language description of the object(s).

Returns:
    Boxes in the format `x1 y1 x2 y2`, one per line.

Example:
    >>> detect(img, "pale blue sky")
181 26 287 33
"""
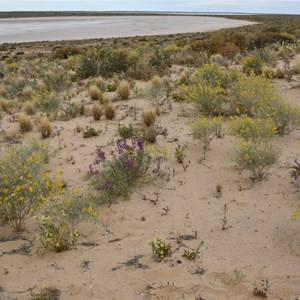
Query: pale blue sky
0 0 300 14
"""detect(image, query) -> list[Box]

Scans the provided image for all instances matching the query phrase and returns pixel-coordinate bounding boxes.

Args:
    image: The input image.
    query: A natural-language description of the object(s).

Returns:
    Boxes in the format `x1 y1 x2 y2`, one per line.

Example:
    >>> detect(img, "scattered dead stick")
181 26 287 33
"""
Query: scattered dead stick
135 191 159 204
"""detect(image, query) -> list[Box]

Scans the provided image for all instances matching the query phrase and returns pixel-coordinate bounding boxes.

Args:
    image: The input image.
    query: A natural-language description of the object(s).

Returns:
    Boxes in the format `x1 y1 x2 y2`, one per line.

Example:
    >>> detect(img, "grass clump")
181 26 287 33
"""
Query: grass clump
89 139 162 203
23 101 35 115
88 84 103 101
39 116 52 139
141 107 157 127
0 142 60 231
18 113 33 133
117 80 130 100
92 103 103 121
103 102 115 120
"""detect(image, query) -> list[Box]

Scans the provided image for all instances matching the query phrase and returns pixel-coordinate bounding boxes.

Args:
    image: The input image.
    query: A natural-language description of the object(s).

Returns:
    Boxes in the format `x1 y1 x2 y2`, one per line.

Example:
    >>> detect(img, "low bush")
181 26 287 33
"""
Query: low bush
118 123 135 139
192 117 220 158
36 91 61 114
35 189 96 252
233 140 280 180
0 142 60 231
89 139 162 203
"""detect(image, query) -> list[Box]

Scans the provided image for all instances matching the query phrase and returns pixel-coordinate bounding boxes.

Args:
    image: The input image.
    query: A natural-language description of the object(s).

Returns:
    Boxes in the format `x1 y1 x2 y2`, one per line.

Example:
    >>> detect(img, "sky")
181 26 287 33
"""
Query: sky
0 0 300 14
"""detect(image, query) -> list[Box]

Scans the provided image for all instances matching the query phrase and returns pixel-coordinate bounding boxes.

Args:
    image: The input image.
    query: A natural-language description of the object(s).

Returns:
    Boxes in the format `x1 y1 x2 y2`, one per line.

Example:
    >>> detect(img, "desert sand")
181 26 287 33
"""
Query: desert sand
0 16 255 43
0 70 300 299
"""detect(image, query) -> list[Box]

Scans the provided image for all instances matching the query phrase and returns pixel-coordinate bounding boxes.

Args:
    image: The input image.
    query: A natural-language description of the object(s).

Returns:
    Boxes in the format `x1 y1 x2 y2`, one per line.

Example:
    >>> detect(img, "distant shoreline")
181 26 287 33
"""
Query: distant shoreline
0 11 261 19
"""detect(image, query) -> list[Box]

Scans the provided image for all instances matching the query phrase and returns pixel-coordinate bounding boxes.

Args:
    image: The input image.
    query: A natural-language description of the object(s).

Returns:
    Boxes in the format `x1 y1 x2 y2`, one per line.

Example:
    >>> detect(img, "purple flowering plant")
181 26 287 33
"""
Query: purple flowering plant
89 139 163 203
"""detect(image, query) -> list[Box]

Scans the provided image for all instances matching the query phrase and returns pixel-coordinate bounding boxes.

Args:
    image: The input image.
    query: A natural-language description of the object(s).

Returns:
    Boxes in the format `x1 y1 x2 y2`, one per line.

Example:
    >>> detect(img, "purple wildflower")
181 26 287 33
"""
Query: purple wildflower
97 150 106 162
136 139 144 150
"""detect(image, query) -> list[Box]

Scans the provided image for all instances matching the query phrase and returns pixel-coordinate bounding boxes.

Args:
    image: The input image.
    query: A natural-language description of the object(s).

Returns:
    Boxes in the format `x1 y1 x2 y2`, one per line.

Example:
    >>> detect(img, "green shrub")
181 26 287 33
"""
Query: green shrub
118 123 135 139
0 142 60 231
233 140 280 180
192 117 219 158
77 48 129 79
36 91 61 114
35 189 96 252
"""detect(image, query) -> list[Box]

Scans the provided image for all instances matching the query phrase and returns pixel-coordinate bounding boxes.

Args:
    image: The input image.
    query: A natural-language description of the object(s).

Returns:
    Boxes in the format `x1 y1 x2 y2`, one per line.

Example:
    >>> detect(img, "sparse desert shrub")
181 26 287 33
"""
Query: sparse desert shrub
147 237 172 262
106 81 119 92
35 189 96 252
256 100 300 136
141 107 157 127
39 116 52 139
275 67 285 79
241 56 263 75
88 84 103 101
83 126 100 138
30 286 61 300
117 80 130 100
89 139 162 203
192 117 219 158
229 116 276 140
143 76 167 105
174 144 185 163
103 102 115 120
18 113 33 132
54 45 82 59
77 48 129 79
94 76 106 92
233 140 280 180
228 74 281 116
118 123 135 139
92 103 103 121
37 91 61 114
138 126 159 144
0 142 60 231
23 101 35 115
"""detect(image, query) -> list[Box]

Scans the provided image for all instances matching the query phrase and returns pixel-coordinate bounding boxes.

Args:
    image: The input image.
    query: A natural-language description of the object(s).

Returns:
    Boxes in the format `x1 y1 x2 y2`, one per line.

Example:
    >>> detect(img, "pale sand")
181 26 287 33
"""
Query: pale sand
0 16 255 43
0 73 300 299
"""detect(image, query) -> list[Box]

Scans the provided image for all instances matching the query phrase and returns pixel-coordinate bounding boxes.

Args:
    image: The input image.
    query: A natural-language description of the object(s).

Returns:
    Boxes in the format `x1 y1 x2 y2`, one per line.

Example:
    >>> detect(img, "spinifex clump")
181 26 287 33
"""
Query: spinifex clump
89 139 162 203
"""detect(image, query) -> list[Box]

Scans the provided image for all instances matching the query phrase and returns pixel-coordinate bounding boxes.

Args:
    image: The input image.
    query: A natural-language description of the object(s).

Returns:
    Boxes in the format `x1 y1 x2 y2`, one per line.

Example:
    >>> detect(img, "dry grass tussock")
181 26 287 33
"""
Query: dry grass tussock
39 116 52 139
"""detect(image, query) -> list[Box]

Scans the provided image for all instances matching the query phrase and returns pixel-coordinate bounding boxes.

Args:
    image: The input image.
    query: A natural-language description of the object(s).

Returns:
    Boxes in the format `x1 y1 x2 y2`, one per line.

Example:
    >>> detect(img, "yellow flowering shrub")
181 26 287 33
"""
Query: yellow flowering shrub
0 142 61 231
233 140 280 180
35 189 97 252
229 116 277 140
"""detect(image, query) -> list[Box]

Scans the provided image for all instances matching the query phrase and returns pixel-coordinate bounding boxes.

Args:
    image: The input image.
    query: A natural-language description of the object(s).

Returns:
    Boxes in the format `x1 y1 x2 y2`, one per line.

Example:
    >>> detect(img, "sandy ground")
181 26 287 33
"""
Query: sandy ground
0 16 255 43
0 70 300 299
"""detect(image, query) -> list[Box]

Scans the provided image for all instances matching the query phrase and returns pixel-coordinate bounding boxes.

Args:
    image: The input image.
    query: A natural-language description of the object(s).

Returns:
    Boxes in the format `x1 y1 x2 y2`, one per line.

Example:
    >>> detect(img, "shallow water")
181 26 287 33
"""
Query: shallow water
0 15 255 43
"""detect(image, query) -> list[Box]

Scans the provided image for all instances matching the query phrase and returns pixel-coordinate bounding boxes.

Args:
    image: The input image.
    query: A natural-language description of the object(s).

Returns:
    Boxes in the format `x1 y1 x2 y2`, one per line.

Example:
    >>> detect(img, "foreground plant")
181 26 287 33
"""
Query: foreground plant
0 142 60 231
89 139 162 203
147 237 172 261
35 189 96 252
291 159 300 191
